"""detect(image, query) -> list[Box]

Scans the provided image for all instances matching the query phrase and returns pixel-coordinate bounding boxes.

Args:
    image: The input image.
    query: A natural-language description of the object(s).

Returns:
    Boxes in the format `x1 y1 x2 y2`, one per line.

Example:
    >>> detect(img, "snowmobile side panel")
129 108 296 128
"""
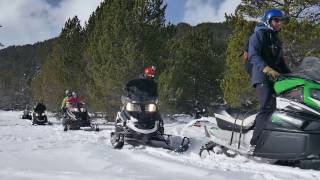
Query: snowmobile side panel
255 130 320 160
268 109 320 132
304 82 320 110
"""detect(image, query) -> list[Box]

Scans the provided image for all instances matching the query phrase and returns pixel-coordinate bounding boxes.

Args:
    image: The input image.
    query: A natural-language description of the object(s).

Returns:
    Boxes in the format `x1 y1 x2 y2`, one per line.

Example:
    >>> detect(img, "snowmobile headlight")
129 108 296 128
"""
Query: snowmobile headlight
72 108 79 112
41 113 45 116
145 104 157 112
35 113 39 116
126 103 141 112
80 108 85 112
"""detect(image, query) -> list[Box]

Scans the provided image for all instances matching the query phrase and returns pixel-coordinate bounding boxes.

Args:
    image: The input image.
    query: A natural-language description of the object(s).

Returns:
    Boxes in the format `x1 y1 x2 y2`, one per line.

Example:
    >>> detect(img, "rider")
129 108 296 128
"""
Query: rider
33 100 46 113
68 91 80 106
125 66 163 133
192 100 205 119
61 90 72 113
126 66 158 97
248 9 291 147
32 100 47 123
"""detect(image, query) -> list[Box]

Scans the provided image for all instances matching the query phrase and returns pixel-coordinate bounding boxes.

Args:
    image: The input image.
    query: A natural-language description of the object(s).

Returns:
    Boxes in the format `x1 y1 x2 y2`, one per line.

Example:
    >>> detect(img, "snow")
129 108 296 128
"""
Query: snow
0 111 320 180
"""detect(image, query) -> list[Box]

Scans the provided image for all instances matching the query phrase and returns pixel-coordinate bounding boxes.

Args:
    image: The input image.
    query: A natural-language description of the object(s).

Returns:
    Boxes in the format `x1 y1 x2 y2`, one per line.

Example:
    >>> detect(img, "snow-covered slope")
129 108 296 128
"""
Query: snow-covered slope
0 111 319 180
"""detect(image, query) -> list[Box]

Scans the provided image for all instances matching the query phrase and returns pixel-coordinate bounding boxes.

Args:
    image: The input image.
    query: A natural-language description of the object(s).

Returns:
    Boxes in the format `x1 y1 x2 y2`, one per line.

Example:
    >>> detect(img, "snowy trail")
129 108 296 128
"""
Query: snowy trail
1 111 320 180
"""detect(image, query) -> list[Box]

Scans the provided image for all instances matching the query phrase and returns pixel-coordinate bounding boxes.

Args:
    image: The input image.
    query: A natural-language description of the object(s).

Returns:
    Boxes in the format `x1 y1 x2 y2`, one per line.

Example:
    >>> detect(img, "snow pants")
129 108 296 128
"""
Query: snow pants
250 82 276 145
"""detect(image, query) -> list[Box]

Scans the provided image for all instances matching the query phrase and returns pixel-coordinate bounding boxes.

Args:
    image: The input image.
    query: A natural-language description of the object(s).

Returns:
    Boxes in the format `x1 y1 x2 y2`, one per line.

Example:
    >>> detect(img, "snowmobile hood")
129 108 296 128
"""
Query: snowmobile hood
275 57 320 89
275 77 320 111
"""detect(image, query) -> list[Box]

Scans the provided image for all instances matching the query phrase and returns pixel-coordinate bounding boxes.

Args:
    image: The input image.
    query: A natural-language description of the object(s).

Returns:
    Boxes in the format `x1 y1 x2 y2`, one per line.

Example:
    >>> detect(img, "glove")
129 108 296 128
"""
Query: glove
263 66 280 80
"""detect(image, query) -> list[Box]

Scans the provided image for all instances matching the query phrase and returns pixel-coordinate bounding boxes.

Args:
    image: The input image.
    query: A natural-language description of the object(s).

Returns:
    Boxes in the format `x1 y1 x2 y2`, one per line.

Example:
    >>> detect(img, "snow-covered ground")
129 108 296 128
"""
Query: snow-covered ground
0 110 320 180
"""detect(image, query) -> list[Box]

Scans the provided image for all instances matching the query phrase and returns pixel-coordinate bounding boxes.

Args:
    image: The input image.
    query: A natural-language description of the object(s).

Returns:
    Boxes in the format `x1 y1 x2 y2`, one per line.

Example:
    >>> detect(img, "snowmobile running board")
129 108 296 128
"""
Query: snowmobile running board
160 134 190 153
199 140 249 158
111 131 190 153
202 125 251 157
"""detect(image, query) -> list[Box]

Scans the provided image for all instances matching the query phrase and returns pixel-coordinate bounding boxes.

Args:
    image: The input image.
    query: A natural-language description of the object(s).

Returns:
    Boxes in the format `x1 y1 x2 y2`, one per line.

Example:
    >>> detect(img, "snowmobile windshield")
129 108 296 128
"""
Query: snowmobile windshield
125 78 158 102
34 104 46 113
288 57 320 82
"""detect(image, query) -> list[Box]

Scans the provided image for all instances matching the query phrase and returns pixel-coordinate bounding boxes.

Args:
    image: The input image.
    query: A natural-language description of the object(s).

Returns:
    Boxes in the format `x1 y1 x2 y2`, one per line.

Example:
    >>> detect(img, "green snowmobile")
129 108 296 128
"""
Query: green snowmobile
199 57 320 169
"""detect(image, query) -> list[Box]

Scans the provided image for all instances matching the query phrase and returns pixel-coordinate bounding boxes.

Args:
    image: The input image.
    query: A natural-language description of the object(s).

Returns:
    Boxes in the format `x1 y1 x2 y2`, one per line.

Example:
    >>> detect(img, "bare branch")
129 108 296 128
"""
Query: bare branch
270 0 284 6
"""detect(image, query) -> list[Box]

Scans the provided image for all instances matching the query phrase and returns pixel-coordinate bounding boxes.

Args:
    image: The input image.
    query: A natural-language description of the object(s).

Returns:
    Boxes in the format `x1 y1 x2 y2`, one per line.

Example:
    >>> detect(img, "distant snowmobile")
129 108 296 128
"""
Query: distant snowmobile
62 102 98 131
21 110 32 120
32 109 50 125
32 102 51 125
191 103 207 119
198 57 320 169
110 78 190 152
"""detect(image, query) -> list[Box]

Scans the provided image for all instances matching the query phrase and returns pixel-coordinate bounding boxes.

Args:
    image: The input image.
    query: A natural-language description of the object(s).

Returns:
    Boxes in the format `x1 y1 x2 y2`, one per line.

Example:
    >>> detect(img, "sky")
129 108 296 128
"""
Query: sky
0 0 241 48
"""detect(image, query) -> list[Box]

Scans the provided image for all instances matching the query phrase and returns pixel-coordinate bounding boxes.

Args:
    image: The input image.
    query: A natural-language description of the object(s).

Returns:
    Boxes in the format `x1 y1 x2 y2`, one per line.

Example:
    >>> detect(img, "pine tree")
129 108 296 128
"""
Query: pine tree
221 17 256 107
159 23 231 112
85 0 167 114
221 0 320 107
31 16 87 110
237 0 320 24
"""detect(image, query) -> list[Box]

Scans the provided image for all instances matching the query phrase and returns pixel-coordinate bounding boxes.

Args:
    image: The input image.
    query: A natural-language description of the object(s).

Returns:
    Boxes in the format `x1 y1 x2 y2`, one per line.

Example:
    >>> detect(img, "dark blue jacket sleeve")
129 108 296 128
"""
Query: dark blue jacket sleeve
249 31 267 72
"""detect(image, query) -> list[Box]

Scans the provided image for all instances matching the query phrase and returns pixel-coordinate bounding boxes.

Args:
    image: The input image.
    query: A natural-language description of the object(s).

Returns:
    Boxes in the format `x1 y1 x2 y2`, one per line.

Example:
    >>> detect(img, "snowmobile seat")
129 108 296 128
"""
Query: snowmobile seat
213 105 257 133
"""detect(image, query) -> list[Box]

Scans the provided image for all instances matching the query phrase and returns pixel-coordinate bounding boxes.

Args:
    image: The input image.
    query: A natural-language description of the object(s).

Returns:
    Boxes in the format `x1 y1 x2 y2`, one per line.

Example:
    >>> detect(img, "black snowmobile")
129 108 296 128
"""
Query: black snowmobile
62 102 98 131
21 109 32 120
191 102 207 119
32 103 50 125
110 78 190 152
198 57 320 169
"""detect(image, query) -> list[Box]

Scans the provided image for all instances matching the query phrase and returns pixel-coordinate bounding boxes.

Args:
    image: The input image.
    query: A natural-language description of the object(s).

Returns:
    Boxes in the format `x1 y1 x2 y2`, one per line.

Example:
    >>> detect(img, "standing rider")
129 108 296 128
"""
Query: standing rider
248 9 291 147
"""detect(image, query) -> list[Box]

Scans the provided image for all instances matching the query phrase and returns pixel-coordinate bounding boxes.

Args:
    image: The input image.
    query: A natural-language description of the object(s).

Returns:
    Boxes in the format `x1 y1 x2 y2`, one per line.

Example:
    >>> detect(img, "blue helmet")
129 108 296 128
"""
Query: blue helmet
262 9 284 29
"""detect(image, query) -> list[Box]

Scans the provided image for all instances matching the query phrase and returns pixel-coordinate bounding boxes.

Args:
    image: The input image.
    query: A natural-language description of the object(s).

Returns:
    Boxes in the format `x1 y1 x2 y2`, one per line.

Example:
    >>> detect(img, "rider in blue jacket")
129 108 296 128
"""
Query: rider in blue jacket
248 9 291 146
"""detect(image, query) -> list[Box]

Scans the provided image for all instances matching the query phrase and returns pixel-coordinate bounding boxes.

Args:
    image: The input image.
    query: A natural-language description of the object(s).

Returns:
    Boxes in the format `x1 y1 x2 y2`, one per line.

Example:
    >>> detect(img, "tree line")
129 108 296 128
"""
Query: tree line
0 0 319 116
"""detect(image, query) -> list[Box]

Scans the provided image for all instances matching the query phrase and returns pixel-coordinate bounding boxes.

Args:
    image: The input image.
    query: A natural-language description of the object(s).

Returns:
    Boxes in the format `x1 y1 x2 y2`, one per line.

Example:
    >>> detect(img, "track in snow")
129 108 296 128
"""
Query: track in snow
0 110 320 180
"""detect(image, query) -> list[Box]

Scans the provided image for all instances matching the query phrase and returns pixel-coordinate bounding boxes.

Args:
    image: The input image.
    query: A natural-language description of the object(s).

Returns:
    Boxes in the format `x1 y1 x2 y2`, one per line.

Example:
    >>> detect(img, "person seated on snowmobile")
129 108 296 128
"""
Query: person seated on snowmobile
21 104 32 119
248 9 291 147
33 100 46 113
125 66 163 132
192 100 206 119
67 91 80 107
61 90 72 113
23 104 31 113
125 66 158 98
25 104 31 110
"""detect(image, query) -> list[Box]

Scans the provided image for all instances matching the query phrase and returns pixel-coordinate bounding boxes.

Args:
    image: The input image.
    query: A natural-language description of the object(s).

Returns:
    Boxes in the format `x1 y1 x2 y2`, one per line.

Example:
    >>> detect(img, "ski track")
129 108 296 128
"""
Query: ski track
0 111 320 180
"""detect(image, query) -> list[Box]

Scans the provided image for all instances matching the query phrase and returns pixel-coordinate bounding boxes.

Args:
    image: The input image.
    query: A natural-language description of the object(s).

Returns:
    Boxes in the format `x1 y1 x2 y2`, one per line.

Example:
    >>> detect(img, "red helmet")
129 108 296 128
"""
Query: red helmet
144 66 156 78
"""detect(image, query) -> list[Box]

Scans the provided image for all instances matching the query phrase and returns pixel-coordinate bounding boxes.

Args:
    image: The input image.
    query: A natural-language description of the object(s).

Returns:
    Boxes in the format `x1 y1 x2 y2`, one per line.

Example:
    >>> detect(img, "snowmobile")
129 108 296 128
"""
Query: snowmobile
110 78 190 152
198 57 320 169
191 104 207 119
21 110 32 120
32 110 50 125
62 102 99 131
